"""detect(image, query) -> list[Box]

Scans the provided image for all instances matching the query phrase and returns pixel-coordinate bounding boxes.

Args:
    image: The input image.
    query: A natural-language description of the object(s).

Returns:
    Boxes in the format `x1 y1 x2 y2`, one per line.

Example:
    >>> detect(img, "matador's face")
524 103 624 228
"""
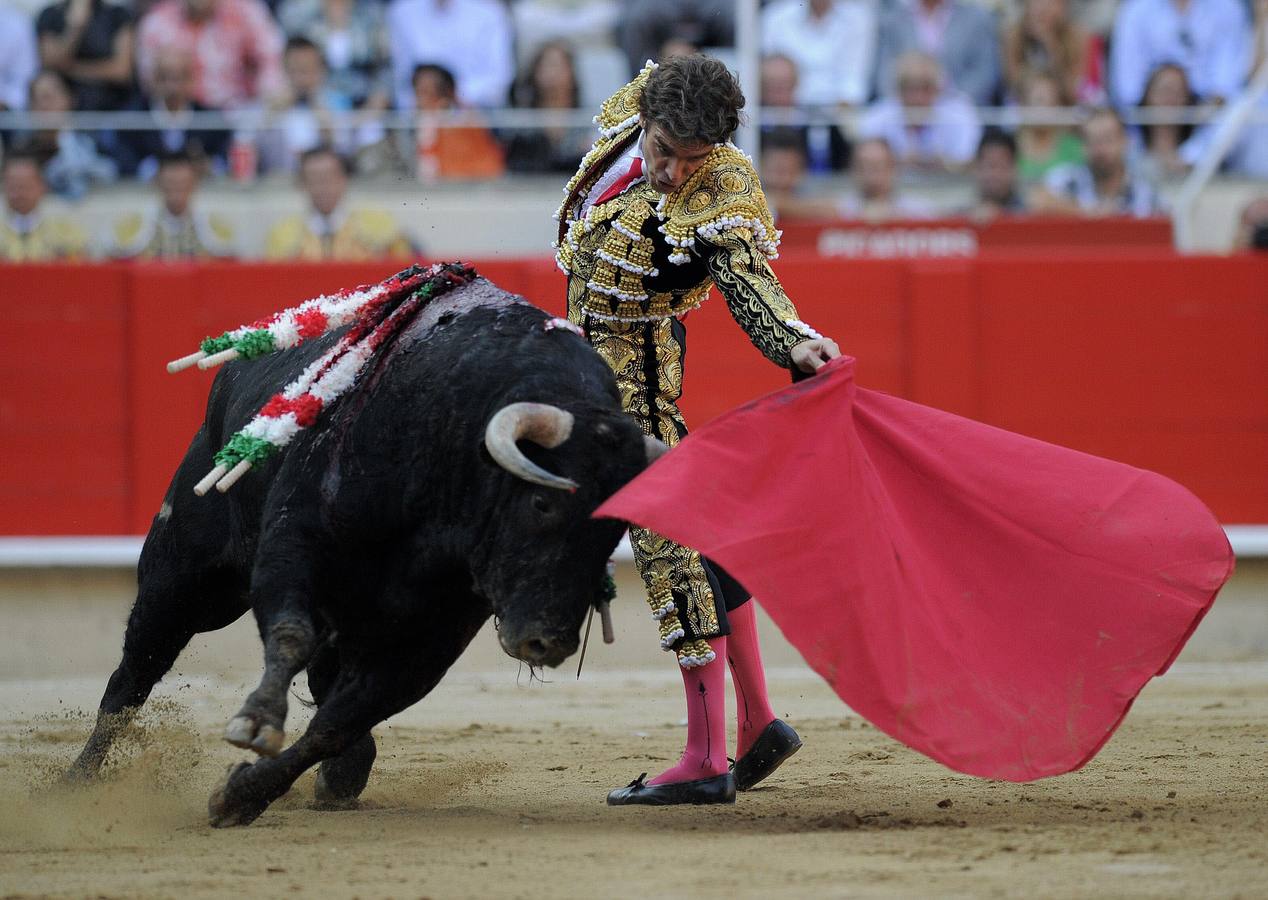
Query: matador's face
639 119 713 194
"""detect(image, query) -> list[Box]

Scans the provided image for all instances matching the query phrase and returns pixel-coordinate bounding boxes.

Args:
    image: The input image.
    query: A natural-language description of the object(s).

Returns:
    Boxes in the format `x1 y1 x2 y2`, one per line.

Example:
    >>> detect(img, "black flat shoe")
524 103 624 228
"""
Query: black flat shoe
606 771 736 806
732 719 802 791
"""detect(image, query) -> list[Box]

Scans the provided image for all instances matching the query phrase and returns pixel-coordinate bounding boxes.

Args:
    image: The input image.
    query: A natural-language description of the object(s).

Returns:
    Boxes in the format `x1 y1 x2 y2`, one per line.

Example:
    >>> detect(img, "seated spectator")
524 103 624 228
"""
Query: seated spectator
616 0 732 75
36 0 134 110
111 46 230 178
137 0 285 110
277 0 389 111
965 127 1026 219
0 147 87 259
1015 69 1084 182
1109 0 1251 107
22 68 117 198
875 0 1001 105
761 0 876 108
265 145 415 259
760 128 842 220
839 136 935 221
386 0 512 110
1234 195 1268 251
1137 63 1201 181
110 149 234 258
503 40 590 174
859 51 982 172
1002 0 1102 105
408 62 503 181
1037 108 1159 217
260 36 354 172
760 53 850 173
0 2 38 112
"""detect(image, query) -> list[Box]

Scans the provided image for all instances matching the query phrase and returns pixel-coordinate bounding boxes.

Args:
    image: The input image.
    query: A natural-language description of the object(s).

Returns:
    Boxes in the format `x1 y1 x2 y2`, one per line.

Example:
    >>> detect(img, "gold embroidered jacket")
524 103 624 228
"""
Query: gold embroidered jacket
555 63 818 660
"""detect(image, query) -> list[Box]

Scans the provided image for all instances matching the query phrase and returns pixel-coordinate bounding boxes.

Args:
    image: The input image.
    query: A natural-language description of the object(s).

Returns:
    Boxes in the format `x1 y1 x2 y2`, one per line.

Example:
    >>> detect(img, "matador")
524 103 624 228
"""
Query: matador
555 55 841 805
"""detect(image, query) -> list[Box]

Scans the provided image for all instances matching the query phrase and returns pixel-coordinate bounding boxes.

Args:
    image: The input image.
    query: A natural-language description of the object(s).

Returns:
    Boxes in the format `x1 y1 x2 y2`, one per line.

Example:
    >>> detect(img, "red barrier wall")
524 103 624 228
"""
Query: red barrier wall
1 252 1265 534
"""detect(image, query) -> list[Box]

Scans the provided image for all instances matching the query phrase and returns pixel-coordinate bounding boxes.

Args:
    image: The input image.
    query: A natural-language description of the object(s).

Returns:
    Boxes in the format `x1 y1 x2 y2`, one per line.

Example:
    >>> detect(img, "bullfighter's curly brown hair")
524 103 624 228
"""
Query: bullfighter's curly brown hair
639 55 745 146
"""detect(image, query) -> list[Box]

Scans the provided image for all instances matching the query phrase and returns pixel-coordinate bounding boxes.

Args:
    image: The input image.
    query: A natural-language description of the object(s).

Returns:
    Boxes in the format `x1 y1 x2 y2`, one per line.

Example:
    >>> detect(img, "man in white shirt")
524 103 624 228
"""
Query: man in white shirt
1110 0 1252 107
859 51 982 171
386 0 513 110
761 0 876 107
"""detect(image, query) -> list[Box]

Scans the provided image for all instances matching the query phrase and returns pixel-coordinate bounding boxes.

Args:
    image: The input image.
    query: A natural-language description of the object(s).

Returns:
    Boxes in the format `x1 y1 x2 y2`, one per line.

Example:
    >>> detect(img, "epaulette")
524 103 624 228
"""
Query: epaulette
655 145 780 263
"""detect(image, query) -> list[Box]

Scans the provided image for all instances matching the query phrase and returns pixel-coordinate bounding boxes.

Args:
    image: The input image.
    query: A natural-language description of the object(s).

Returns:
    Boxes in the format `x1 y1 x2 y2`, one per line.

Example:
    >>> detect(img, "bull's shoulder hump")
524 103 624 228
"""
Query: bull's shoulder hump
401 275 539 341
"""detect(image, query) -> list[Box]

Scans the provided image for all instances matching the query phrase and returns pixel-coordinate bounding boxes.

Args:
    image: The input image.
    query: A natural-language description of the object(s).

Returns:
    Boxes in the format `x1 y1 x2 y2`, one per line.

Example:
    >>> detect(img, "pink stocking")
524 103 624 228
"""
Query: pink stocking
648 637 729 785
726 602 777 759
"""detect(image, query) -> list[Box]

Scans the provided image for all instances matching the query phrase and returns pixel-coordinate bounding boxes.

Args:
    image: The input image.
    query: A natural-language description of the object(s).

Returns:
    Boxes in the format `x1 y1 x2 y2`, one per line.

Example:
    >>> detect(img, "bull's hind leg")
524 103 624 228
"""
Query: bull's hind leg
69 565 249 779
306 644 376 809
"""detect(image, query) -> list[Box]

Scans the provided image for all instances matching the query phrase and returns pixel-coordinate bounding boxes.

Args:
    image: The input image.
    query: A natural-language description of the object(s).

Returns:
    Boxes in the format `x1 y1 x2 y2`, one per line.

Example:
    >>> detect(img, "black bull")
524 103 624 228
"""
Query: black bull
68 278 658 826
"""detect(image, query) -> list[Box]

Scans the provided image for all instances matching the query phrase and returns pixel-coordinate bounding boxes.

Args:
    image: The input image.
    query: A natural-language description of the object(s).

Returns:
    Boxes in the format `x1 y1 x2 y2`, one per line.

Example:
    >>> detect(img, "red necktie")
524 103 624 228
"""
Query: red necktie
594 157 644 205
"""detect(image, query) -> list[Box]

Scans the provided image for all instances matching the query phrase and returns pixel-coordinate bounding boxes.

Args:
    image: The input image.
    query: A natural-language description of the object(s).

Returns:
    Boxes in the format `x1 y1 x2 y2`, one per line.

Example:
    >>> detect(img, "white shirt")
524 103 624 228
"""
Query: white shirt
859 93 982 167
386 0 514 110
0 3 37 111
1109 0 1252 106
761 0 877 107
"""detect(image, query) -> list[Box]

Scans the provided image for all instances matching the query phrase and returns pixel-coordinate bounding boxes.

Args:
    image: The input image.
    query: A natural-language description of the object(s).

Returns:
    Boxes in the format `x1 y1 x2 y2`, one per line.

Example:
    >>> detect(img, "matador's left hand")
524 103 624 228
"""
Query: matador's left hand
791 338 842 373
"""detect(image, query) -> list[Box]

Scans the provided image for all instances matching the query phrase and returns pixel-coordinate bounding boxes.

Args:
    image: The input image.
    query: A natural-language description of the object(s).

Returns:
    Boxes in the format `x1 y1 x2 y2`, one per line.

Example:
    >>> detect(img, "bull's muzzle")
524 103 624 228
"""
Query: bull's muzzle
499 627 577 668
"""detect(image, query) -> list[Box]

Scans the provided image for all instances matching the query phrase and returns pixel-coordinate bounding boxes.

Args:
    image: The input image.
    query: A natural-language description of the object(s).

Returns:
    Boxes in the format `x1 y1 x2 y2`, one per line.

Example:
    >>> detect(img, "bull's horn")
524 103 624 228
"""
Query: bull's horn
644 435 669 463
485 403 579 491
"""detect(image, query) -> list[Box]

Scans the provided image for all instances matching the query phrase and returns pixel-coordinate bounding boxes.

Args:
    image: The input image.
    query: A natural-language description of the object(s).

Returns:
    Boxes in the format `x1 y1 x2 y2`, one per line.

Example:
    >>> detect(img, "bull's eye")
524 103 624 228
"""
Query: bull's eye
531 494 552 514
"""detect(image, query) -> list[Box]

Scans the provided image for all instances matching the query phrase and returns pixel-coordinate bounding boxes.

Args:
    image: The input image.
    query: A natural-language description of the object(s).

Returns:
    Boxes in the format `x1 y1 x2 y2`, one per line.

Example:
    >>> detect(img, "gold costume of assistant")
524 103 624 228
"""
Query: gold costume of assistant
556 63 819 667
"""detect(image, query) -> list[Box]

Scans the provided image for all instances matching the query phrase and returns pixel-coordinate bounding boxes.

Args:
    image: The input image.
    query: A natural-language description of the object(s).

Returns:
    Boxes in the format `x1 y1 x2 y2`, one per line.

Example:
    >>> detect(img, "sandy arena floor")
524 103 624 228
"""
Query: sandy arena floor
0 566 1266 899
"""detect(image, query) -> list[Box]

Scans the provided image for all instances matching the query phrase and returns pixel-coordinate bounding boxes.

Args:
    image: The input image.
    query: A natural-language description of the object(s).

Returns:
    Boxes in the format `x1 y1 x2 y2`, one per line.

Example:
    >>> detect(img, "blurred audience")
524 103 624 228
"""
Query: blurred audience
277 0 389 111
137 0 285 109
511 1 619 70
761 0 875 108
22 68 117 197
386 0 513 110
408 62 503 180
1235 195 1268 251
1002 0 1103 104
0 2 38 111
0 146 87 258
109 148 234 257
860 51 982 172
1015 68 1084 182
760 53 850 173
112 45 230 178
1109 0 1251 107
1038 107 1159 216
260 35 353 172
264 144 413 258
616 0 732 75
1136 62 1198 181
875 0 1001 105
840 136 935 220
503 40 589 174
965 127 1026 219
35 0 134 110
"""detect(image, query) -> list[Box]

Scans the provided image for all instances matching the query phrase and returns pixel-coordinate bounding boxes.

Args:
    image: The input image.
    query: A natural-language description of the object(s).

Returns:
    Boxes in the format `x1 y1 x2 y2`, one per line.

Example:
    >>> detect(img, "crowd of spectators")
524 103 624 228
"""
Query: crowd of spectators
0 0 1266 260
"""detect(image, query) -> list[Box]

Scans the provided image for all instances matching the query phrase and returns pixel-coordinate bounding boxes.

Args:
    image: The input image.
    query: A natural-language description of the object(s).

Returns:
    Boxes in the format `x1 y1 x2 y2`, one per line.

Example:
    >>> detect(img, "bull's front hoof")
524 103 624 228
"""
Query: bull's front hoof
208 762 269 828
224 715 285 758
312 770 361 811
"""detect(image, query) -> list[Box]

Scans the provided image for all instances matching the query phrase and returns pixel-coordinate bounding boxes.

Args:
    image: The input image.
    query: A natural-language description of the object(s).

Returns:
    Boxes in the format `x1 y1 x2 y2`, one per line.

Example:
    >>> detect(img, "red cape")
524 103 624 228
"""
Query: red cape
597 357 1233 782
